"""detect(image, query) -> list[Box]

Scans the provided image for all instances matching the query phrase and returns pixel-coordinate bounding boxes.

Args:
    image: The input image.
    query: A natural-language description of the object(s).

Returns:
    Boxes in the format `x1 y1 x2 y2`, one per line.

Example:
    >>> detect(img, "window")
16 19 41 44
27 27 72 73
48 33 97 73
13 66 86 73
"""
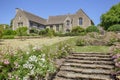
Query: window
56 25 59 31
50 25 53 30
66 20 70 26
18 22 23 26
79 17 83 25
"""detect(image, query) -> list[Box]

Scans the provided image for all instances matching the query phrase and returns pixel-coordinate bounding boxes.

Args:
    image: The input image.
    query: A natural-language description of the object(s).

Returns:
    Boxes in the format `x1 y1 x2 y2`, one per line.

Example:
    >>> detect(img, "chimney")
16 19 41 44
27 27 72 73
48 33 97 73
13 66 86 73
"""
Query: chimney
16 8 21 13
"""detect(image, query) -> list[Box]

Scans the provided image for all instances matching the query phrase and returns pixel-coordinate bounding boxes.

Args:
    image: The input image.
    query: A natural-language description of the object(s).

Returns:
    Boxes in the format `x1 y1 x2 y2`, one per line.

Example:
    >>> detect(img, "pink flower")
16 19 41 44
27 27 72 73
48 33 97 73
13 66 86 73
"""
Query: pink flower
115 62 120 68
3 59 10 65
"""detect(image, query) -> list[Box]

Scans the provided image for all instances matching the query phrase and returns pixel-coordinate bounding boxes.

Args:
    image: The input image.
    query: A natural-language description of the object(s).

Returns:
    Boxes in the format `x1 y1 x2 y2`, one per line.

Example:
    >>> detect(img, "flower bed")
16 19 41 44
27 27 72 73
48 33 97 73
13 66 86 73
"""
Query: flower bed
0 38 74 80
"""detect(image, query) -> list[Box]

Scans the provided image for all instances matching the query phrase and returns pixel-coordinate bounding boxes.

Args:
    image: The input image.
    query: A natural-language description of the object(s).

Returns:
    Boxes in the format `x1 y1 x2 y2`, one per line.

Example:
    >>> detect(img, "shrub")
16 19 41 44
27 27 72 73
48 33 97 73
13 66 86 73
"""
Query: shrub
29 28 39 34
3 29 16 35
86 26 99 32
76 39 86 46
108 24 120 32
56 42 73 59
72 26 85 34
16 27 28 36
107 38 118 46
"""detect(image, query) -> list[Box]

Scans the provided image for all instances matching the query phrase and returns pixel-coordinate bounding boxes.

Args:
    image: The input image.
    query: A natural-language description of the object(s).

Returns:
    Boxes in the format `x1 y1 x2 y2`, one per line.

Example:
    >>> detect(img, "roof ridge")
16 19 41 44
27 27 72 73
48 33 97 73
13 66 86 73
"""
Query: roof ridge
22 10 46 20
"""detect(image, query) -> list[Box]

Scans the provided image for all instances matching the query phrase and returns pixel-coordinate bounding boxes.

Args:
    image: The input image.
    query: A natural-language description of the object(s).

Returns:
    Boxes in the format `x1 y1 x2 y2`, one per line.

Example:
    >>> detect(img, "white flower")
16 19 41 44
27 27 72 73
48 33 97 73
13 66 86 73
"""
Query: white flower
23 76 29 80
32 46 37 51
41 58 45 62
26 51 29 54
28 55 37 62
23 62 34 69
30 69 34 75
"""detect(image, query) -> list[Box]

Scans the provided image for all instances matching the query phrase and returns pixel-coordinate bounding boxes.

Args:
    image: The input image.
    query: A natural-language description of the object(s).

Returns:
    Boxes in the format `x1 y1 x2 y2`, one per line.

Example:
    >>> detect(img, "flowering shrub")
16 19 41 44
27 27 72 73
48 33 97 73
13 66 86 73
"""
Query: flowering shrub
110 43 120 79
55 42 73 59
0 45 56 80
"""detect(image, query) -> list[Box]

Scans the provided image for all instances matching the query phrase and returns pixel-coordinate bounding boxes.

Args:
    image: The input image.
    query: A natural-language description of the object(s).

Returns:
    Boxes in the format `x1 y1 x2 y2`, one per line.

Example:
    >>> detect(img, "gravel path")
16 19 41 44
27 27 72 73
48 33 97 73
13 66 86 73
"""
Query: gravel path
53 52 114 80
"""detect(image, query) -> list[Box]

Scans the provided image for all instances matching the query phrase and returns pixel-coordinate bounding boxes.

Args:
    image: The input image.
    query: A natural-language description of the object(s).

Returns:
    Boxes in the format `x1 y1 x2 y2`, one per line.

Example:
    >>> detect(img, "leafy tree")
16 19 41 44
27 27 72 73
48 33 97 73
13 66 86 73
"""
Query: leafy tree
0 27 3 39
86 25 99 32
108 24 120 32
100 3 120 30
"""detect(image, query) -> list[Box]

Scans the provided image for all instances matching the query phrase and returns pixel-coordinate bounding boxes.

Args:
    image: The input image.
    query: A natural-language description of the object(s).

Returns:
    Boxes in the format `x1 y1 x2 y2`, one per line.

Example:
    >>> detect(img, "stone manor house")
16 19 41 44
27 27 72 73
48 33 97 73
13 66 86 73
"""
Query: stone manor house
12 8 94 32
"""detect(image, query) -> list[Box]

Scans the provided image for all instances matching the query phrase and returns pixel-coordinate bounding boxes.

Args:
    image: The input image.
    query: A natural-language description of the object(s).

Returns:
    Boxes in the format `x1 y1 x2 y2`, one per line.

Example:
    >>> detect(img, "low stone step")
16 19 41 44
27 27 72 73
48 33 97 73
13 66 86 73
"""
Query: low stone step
66 59 114 65
68 56 112 61
57 71 112 80
53 76 73 80
71 52 111 55
60 66 113 75
63 62 114 70
71 53 111 58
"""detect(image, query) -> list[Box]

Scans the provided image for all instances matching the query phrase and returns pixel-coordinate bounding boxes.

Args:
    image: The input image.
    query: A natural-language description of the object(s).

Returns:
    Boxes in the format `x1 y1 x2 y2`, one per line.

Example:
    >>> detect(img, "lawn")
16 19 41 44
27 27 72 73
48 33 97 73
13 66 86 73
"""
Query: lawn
74 46 110 53
0 37 73 51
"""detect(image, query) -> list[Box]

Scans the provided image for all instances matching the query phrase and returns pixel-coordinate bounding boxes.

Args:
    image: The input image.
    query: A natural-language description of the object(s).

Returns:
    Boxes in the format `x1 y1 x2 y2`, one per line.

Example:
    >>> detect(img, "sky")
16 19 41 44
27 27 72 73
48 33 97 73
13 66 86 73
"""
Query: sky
0 0 120 25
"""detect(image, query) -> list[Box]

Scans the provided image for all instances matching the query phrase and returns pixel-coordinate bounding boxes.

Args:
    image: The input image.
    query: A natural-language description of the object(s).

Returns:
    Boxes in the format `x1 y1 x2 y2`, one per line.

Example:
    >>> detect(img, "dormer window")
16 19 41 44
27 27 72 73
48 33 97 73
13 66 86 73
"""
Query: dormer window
79 17 83 25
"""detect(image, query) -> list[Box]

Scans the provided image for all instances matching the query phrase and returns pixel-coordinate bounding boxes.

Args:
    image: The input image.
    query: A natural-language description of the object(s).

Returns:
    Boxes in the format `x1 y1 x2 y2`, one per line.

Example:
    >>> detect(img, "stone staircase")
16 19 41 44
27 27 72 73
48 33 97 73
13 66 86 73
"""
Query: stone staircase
53 52 114 80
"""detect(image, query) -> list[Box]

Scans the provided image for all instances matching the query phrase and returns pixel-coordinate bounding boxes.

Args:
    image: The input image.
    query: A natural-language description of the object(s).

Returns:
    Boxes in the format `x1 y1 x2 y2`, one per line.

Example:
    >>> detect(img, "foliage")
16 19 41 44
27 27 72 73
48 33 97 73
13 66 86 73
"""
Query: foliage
100 3 120 30
76 39 85 46
72 26 85 34
0 38 74 80
86 26 99 32
39 28 55 37
16 27 28 36
108 24 120 32
3 29 16 35
55 42 73 59
2 35 15 39
0 27 3 39
0 45 56 80
29 28 39 34
107 38 118 46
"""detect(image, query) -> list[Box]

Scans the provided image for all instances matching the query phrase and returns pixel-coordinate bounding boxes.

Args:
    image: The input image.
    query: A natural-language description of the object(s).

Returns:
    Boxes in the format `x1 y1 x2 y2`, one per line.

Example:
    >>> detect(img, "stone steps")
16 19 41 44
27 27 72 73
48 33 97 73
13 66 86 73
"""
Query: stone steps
53 52 114 80
56 71 112 80
60 66 113 75
68 56 112 61
66 59 114 65
63 62 114 70
71 54 111 58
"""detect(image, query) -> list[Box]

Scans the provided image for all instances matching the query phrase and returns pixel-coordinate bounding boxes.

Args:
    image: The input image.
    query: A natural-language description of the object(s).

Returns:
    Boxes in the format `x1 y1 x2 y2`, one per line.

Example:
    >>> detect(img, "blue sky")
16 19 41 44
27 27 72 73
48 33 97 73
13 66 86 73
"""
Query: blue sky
0 0 120 25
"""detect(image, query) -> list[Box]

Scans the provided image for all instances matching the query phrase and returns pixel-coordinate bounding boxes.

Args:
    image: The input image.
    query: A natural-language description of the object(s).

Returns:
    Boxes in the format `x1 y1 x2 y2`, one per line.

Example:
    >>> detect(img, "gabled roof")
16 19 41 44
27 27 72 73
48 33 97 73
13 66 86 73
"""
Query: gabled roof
17 8 46 25
47 14 74 25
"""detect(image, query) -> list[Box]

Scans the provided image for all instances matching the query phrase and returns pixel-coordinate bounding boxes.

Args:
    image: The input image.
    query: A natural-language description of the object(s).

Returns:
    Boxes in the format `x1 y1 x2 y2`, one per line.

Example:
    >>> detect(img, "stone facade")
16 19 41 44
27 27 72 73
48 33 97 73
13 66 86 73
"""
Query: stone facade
12 8 94 32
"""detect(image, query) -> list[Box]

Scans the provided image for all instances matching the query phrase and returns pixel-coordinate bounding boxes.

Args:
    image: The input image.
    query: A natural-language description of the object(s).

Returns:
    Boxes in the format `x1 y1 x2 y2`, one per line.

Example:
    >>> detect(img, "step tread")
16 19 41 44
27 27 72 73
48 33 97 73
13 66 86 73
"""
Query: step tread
68 56 112 61
66 59 114 65
72 54 111 58
60 66 113 75
57 71 112 80
63 62 114 69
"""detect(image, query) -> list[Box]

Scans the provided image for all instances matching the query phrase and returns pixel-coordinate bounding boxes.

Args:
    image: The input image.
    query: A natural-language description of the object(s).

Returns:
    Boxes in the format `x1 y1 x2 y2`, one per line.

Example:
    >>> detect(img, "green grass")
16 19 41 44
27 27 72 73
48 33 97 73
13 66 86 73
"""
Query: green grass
74 46 110 53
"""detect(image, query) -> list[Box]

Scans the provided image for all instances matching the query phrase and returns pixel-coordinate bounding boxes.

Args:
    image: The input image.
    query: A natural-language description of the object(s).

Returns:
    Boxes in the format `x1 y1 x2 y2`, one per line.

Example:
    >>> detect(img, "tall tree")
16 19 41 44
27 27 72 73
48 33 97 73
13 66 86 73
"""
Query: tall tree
100 3 120 30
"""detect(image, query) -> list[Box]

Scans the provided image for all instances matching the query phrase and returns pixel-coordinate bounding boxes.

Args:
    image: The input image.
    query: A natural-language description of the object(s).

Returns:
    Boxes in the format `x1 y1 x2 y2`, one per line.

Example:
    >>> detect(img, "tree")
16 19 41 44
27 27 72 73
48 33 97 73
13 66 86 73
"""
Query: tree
108 24 120 32
100 3 120 30
0 27 3 39
16 27 28 40
86 26 99 32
